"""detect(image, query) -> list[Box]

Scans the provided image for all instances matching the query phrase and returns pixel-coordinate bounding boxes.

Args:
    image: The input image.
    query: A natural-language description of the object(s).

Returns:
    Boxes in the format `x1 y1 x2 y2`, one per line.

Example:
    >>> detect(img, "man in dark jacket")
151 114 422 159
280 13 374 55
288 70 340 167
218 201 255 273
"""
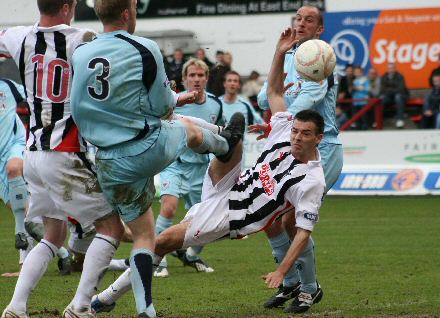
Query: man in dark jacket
380 63 409 128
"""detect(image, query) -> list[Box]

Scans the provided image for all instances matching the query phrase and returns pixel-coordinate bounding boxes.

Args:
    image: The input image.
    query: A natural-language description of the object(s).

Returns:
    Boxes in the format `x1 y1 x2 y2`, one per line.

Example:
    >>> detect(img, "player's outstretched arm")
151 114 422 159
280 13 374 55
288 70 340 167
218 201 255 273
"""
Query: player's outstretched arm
263 227 311 288
267 28 298 115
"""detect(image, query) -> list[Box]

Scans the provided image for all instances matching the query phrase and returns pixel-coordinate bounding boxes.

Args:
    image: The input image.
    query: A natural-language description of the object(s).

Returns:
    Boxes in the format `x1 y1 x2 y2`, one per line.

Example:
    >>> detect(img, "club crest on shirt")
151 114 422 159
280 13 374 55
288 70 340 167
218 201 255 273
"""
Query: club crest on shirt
259 163 276 195
161 181 170 190
209 114 217 123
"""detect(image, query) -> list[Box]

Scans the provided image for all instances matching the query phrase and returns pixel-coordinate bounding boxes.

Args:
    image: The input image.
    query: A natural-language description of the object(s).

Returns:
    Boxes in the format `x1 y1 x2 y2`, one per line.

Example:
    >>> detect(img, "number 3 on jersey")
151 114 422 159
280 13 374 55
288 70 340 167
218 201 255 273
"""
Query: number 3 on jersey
87 58 111 101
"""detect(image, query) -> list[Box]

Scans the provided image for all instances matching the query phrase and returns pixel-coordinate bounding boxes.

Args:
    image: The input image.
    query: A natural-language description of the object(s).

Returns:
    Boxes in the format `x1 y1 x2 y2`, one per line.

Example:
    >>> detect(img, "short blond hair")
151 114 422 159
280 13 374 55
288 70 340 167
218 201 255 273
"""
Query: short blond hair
94 0 131 24
182 58 210 79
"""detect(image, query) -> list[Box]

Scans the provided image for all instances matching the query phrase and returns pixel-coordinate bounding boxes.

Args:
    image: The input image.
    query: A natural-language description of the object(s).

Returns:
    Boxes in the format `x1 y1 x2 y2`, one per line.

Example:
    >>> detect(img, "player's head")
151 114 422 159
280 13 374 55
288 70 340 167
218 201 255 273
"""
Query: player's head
38 0 76 24
290 110 323 162
182 58 209 94
224 71 241 96
94 0 137 34
292 5 324 44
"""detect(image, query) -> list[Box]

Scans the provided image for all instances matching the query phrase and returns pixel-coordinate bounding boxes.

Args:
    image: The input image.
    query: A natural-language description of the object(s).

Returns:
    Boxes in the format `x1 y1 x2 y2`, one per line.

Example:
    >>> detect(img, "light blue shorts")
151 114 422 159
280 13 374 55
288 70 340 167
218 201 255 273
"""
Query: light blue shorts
160 160 208 209
0 129 26 203
95 121 188 223
318 142 343 193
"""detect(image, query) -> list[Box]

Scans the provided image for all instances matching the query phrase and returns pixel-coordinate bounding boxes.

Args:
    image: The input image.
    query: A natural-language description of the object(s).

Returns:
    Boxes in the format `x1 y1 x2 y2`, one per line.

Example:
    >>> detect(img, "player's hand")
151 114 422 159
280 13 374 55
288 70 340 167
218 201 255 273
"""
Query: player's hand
276 28 298 55
262 271 284 289
177 91 198 106
248 123 269 140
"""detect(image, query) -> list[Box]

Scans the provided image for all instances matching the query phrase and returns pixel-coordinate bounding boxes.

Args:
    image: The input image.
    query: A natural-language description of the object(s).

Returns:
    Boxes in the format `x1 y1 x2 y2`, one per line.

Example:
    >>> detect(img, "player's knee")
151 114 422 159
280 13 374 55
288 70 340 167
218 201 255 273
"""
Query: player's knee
6 159 23 179
94 213 124 240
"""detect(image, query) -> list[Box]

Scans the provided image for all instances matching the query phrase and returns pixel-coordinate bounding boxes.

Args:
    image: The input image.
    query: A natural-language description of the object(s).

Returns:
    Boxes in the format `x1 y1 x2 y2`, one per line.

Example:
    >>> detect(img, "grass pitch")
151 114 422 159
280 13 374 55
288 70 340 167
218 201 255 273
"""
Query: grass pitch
1 196 439 318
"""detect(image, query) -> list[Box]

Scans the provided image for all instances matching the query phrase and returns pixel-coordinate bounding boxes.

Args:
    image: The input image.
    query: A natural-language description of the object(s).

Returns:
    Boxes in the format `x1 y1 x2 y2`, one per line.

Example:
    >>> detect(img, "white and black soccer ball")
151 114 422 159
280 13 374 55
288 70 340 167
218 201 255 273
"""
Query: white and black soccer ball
294 39 336 82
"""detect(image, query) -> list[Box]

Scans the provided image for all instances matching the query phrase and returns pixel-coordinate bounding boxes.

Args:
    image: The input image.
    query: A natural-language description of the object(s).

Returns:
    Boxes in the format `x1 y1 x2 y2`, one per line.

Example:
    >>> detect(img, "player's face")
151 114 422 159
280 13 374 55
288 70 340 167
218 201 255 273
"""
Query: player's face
224 74 240 95
127 0 137 34
185 65 207 94
292 6 323 43
290 119 322 161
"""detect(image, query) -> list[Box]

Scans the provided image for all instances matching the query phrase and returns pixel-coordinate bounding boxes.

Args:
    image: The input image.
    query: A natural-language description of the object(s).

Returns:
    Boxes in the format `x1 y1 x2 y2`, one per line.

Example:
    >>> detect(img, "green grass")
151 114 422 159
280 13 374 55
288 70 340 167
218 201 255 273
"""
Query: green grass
1 197 440 318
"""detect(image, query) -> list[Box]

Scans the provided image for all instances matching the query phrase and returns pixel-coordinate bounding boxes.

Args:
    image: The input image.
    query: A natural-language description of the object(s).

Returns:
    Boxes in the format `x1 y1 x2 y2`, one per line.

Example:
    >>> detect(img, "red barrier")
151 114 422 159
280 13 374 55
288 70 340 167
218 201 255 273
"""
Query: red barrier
339 98 383 131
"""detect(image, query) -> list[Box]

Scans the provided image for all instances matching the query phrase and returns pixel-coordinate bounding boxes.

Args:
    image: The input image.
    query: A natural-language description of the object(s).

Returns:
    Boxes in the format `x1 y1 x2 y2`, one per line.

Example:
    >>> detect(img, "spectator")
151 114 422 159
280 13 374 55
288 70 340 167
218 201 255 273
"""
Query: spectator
429 53 440 87
242 70 264 115
352 66 371 130
338 64 354 117
422 74 440 129
168 48 186 92
215 50 224 64
195 48 213 68
368 67 381 98
380 63 409 128
207 51 232 97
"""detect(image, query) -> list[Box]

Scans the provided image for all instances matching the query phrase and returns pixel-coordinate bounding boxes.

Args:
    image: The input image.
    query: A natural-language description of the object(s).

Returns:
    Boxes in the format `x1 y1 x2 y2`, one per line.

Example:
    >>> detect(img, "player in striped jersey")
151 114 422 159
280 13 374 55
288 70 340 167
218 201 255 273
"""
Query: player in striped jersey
252 5 342 312
89 32 326 315
0 79 28 253
155 58 224 278
70 1 241 317
1 1 125 318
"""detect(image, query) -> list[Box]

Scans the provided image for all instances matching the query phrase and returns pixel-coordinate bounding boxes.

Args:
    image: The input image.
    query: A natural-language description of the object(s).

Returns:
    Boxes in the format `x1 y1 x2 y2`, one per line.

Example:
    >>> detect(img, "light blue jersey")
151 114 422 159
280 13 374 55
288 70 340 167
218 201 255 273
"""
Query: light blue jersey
0 80 26 155
258 46 340 144
258 45 342 190
174 91 224 164
219 96 264 127
71 30 175 158
0 79 26 202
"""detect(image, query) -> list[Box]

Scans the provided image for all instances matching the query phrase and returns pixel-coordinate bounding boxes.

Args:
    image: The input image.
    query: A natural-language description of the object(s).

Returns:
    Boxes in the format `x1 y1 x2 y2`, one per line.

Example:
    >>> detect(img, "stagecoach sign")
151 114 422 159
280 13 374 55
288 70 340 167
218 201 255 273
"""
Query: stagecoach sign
75 0 324 20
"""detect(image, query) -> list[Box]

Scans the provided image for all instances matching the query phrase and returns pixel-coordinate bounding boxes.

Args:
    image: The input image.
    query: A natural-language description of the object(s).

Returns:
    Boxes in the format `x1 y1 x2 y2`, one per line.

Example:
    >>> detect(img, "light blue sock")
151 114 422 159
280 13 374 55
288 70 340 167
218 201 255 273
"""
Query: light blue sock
268 232 300 288
8 176 27 234
185 245 203 261
296 237 317 294
57 246 69 259
155 215 173 267
130 248 156 318
192 128 229 155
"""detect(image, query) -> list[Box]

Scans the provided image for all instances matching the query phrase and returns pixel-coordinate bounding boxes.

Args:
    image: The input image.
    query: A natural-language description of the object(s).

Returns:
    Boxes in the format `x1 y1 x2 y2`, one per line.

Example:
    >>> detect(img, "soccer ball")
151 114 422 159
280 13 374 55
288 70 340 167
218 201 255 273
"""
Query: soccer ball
294 39 336 82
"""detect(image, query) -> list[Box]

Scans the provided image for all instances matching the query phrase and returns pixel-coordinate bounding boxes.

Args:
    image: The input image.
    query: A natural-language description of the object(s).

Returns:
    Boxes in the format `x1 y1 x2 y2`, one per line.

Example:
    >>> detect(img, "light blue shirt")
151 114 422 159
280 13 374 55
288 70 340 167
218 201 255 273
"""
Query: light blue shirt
176 91 224 164
0 80 26 154
258 45 341 144
219 96 264 128
71 30 175 158
352 76 370 107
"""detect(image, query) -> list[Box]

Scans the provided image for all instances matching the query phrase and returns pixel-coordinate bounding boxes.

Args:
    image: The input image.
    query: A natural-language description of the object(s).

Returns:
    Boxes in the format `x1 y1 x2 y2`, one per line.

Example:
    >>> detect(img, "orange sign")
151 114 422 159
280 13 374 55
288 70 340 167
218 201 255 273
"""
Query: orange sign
369 8 440 89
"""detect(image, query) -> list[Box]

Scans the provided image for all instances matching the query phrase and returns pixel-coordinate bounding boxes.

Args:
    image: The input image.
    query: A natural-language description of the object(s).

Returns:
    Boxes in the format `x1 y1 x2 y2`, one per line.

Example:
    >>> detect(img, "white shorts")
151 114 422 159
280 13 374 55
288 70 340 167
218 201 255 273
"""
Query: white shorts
68 222 96 254
181 162 241 248
24 151 113 225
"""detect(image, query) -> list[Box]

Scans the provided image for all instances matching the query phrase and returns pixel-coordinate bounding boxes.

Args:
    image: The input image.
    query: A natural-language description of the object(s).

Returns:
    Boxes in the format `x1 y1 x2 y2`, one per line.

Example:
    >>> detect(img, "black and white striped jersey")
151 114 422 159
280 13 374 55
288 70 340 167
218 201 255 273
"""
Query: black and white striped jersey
0 23 93 152
228 112 325 238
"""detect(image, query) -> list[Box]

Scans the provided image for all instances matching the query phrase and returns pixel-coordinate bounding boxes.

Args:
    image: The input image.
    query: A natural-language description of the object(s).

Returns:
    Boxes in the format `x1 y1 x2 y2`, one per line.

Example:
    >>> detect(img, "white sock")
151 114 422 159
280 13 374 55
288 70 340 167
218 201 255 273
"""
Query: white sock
174 114 223 134
98 268 132 305
9 239 58 313
71 234 119 311
108 258 129 271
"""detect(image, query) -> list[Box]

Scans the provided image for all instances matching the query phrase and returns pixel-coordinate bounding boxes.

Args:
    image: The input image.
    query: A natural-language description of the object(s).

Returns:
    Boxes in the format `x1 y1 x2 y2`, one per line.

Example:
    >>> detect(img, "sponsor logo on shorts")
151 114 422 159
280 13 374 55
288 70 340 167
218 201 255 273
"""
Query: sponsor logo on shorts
161 181 170 190
259 163 275 195
194 229 201 239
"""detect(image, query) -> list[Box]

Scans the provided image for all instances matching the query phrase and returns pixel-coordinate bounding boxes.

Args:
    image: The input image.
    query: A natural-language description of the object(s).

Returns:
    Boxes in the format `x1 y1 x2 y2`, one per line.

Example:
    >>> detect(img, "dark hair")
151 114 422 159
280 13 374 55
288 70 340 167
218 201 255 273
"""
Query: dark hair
94 0 131 24
295 110 324 135
37 0 73 16
224 70 241 82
